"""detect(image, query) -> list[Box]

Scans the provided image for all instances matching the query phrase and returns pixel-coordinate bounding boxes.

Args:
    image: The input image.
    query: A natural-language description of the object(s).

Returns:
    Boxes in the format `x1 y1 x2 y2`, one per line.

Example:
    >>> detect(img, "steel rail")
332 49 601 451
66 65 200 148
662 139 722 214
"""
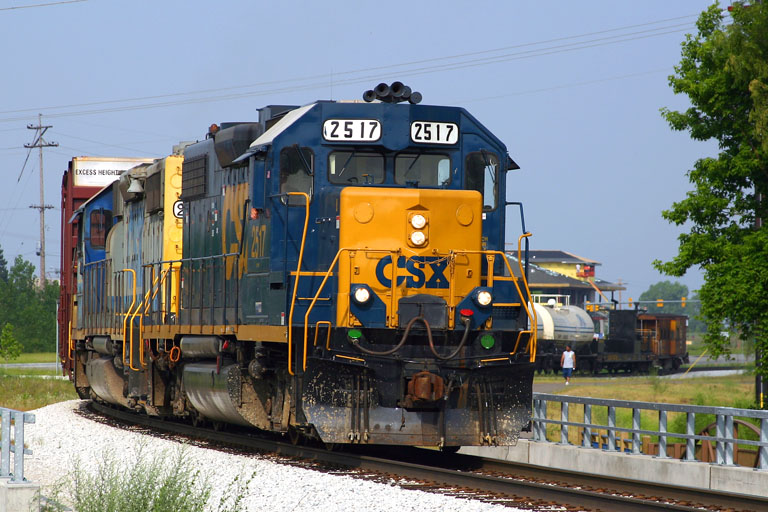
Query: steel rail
87 402 765 511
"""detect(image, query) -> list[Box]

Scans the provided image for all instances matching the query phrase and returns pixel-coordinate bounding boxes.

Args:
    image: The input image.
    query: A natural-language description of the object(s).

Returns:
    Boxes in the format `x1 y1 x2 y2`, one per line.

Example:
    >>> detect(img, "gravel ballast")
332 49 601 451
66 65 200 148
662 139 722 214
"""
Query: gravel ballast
25 400 525 511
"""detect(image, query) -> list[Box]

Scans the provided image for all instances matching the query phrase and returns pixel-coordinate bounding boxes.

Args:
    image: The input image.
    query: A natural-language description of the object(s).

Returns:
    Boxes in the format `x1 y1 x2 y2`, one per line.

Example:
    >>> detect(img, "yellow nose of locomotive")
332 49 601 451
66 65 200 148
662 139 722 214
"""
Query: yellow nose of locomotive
338 187 483 329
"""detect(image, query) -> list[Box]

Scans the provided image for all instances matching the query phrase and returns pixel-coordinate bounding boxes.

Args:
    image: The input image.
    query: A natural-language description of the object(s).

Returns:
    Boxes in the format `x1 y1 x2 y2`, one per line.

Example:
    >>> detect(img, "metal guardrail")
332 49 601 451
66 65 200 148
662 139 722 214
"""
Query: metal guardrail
0 407 35 482
532 392 768 470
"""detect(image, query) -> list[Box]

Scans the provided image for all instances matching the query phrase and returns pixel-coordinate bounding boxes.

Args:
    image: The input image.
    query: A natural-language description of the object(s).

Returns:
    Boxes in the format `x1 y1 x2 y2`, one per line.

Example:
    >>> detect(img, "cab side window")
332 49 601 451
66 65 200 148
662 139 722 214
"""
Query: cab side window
89 209 112 249
280 147 314 206
465 151 499 211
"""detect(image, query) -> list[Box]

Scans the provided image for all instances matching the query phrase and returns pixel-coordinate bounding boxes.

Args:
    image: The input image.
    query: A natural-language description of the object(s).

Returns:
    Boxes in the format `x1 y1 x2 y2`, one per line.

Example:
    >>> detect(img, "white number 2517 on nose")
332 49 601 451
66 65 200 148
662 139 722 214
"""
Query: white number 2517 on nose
410 121 458 145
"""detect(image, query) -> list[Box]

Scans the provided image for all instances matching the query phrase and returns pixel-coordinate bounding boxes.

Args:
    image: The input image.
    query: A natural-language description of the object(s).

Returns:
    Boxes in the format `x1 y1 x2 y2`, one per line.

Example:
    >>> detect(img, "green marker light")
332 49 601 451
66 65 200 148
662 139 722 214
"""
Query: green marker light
480 334 495 350
348 329 363 341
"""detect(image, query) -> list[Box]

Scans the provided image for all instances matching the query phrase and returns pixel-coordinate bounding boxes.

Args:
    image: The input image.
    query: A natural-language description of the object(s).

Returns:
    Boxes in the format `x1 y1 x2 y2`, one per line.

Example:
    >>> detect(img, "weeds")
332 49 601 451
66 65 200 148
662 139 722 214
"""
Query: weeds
44 444 254 512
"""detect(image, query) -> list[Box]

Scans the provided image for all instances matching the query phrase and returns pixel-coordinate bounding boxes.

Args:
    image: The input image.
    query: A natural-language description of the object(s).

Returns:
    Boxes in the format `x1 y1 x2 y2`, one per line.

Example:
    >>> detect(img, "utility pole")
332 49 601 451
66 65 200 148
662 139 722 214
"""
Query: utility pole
25 114 57 288
757 192 766 408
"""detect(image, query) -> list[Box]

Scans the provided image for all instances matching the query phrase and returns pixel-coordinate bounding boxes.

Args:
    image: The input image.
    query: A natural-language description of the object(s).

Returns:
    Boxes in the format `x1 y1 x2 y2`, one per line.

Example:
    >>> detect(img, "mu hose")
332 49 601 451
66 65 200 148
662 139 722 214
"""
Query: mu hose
351 316 427 356
351 316 472 360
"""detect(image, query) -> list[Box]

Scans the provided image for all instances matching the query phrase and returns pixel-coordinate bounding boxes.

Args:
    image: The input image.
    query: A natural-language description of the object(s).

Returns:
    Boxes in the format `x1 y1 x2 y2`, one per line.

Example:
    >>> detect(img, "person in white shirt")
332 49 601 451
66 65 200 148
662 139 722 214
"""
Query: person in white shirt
560 345 576 385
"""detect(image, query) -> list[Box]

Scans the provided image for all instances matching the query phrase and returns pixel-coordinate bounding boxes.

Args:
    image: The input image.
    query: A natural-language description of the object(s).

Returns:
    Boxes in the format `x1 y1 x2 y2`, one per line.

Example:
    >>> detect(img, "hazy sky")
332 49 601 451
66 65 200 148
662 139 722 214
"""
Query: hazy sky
0 0 720 301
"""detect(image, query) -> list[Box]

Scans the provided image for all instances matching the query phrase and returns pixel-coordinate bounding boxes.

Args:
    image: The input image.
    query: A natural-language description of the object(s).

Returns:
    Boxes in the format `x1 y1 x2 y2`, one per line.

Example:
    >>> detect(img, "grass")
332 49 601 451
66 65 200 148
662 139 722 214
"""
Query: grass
546 373 754 405
44 445 254 512
0 367 64 377
8 352 60 364
537 373 761 448
0 374 78 411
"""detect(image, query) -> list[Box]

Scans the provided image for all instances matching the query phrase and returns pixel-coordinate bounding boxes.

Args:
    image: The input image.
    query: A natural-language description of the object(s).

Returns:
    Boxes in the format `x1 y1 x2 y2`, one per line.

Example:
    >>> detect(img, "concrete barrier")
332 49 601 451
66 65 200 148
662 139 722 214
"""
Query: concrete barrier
0 478 39 512
459 440 768 497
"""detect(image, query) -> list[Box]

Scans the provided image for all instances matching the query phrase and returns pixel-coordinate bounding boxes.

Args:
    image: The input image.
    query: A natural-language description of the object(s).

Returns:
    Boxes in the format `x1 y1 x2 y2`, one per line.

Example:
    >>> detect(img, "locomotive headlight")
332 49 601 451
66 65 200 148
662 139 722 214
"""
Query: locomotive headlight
410 231 427 246
410 214 427 229
353 286 371 304
476 290 493 307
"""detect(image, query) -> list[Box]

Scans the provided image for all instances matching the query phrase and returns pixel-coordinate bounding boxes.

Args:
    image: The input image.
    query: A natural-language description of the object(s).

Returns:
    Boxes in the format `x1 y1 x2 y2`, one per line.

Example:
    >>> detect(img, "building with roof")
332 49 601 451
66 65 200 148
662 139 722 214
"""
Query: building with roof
509 250 625 307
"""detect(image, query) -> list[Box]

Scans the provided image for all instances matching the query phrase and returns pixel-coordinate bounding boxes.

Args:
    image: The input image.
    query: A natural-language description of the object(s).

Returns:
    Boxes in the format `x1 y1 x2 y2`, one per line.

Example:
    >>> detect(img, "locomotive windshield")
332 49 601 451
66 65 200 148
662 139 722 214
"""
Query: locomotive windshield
328 150 384 184
394 153 450 187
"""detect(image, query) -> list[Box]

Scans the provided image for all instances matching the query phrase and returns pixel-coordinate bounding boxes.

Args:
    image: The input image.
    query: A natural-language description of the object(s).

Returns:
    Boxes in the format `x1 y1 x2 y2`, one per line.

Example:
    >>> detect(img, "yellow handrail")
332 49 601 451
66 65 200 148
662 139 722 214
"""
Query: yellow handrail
131 266 173 368
286 192 310 376
300 240 539 369
313 321 332 349
516 233 537 362
68 320 73 361
120 269 137 369
302 247 396 372
456 242 537 361
128 288 151 370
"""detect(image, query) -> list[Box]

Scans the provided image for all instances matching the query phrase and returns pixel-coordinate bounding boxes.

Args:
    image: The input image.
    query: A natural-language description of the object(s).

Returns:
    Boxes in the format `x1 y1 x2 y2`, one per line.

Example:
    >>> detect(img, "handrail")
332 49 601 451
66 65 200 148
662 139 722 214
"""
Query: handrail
120 269 137 369
517 232 537 361
302 247 397 372
313 321 333 350
130 264 170 370
0 407 35 483
460 245 537 361
286 192 310 376
301 243 538 370
532 392 768 470
68 320 73 361
128 285 152 370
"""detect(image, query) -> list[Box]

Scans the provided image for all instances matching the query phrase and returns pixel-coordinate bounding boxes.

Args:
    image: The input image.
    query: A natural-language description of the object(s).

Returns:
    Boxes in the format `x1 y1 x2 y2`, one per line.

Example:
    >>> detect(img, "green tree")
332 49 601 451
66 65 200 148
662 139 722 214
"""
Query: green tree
0 246 8 283
655 3 768 380
0 323 22 362
638 280 689 315
0 255 59 353
638 281 705 333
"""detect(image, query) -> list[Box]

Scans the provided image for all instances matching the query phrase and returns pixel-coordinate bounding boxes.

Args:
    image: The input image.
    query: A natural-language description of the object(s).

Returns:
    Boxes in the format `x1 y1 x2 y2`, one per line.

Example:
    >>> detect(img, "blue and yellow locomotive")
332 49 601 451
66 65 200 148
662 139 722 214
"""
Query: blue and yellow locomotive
61 83 537 448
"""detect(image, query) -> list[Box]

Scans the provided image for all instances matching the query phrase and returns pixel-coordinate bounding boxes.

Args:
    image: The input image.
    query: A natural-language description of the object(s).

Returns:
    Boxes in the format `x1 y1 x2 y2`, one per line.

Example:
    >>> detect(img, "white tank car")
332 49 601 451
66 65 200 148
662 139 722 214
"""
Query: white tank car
531 299 594 345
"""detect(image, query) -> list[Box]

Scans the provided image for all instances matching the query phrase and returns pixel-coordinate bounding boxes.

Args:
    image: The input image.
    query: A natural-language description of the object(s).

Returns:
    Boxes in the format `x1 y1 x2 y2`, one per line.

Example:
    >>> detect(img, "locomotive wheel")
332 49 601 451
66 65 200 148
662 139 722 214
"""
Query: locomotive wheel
191 413 205 428
287 426 303 446
324 442 340 452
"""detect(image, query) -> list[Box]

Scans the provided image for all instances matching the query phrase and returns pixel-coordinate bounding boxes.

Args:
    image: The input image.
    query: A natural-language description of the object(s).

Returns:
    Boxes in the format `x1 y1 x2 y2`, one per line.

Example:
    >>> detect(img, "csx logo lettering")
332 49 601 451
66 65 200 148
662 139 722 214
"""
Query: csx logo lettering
374 256 449 289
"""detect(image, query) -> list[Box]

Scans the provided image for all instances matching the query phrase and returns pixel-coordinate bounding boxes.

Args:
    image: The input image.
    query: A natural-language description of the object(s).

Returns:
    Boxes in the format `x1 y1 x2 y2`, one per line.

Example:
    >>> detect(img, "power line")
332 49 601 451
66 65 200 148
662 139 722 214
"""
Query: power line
453 67 673 105
0 0 86 11
56 132 164 154
0 15 701 123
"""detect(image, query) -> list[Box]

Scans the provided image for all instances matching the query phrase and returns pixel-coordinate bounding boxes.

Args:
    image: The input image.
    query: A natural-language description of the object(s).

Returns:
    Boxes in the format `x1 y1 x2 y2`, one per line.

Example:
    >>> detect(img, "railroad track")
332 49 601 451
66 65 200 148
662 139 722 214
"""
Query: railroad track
88 401 766 512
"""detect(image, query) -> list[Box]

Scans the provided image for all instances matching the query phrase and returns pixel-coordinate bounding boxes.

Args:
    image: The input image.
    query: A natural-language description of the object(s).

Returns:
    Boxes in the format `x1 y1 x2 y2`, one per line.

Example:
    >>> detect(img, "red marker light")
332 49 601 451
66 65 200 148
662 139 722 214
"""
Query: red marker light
460 308 474 317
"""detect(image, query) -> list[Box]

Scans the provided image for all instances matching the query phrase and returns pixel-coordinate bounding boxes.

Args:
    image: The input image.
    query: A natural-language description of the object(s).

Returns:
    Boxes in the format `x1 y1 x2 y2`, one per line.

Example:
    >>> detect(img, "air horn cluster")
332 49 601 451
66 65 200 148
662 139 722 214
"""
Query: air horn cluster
363 82 422 104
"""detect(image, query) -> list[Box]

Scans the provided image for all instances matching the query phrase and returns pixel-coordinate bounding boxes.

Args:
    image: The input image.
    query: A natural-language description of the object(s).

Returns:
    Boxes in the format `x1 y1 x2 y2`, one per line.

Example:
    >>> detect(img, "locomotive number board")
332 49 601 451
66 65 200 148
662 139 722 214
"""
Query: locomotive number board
323 119 381 142
410 121 459 145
